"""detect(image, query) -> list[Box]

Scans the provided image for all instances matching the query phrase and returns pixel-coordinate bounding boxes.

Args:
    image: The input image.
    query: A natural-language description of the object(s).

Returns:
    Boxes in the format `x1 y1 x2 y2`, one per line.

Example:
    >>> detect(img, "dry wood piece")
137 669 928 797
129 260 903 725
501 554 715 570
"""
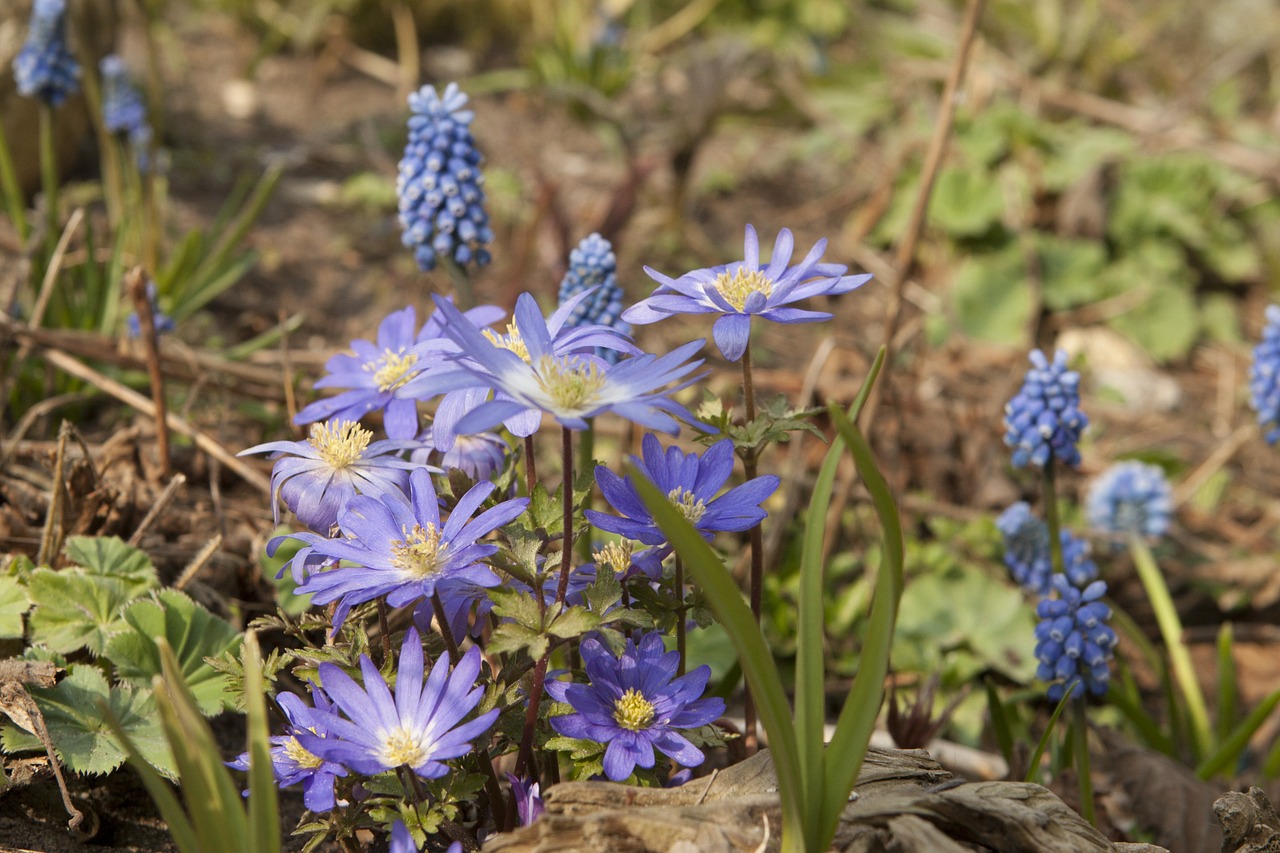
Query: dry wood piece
1216 787 1280 853
0 660 80 830
484 747 1165 853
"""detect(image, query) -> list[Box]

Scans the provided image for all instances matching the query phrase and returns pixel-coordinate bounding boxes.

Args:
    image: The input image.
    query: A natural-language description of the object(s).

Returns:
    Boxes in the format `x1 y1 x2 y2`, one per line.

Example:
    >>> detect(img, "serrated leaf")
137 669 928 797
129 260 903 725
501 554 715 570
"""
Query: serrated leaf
64 535 158 597
584 570 622 615
488 587 545 631
488 623 546 659
548 606 601 640
106 589 243 715
27 568 136 654
2 664 174 777
0 574 30 639
545 735 605 762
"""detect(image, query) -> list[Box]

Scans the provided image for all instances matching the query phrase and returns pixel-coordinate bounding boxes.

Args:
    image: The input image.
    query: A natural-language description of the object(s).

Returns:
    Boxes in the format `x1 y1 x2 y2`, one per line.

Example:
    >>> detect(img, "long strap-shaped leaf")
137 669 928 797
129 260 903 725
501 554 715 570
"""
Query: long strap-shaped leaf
819 407 905 845
632 473 807 852
796 348 886 847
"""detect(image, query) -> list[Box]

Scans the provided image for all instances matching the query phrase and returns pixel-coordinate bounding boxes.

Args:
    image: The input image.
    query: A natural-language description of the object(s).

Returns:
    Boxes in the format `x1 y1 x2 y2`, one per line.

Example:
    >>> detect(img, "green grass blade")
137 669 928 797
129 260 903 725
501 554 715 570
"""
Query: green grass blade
0 118 29 241
244 632 282 853
1196 687 1280 780
1023 686 1077 784
1216 622 1237 744
1128 535 1212 760
632 471 806 849
796 346 886 845
984 678 1015 768
102 703 201 853
819 408 903 848
1109 658 1173 755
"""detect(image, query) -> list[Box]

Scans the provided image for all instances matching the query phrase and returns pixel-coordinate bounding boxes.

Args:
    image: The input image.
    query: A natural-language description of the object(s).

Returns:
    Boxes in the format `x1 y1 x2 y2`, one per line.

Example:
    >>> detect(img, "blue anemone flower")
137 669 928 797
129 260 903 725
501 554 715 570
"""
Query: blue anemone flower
1034 574 1116 701
623 225 872 362
1086 460 1173 546
1003 349 1088 469
239 420 425 533
546 632 725 781
558 233 631 364
429 293 704 435
412 428 509 482
301 629 498 779
229 689 347 812
397 83 493 271
1250 304 1280 445
285 468 528 630
505 773 545 826
13 0 80 107
586 434 778 546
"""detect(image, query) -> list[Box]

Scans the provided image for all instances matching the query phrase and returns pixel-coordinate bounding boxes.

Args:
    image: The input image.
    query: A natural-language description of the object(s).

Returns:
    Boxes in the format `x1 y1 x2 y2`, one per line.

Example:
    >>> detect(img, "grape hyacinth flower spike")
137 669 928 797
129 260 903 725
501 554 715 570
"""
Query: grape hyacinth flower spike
13 0 80 107
430 293 705 435
546 632 725 781
624 224 872 361
558 233 631 363
1086 460 1173 546
239 419 425 534
996 502 1051 595
587 434 779 546
100 54 152 168
1250 304 1280 445
299 629 499 779
397 82 493 271
1034 574 1117 701
1003 348 1089 468
286 467 528 631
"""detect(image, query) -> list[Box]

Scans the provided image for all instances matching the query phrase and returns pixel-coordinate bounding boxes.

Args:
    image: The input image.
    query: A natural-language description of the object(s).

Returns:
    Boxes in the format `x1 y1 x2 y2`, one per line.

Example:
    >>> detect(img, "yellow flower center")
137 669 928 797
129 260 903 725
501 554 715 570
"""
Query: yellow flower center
667 486 707 524
391 523 444 579
534 355 607 414
483 323 531 362
593 541 633 575
380 727 429 768
282 736 324 769
368 349 419 392
613 688 656 731
712 267 773 312
308 420 372 469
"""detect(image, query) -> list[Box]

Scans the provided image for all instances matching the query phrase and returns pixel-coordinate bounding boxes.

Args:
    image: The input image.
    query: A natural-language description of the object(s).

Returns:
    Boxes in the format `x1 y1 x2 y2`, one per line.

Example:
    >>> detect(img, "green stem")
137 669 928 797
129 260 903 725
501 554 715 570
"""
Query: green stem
441 256 475 310
576 419 596 566
38 104 59 255
1071 698 1095 825
740 340 761 754
1041 464 1066 577
0 114 29 241
1129 534 1213 759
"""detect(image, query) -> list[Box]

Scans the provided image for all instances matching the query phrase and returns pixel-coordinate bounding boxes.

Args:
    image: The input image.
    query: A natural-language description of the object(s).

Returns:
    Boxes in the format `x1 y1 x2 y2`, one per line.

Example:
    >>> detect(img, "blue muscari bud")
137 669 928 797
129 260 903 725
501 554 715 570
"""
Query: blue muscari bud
1250 304 1280 445
396 83 492 272
99 55 153 171
996 501 1051 595
1086 460 1173 547
13 0 81 108
1003 348 1089 469
1034 573 1116 701
557 233 631 364
1059 529 1098 589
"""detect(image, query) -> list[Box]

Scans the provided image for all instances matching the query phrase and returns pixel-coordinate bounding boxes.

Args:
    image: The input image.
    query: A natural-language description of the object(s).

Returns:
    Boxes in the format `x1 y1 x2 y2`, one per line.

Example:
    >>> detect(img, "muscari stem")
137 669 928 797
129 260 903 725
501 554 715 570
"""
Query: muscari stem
38 104 59 256
1041 463 1066 577
741 340 762 754
432 593 508 833
1071 697 1096 825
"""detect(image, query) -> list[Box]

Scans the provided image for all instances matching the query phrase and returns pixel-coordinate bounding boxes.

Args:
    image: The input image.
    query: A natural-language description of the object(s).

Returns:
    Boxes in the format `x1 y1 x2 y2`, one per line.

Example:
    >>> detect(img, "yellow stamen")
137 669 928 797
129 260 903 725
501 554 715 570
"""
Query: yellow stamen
593 541 633 575
282 736 324 769
391 523 444 578
381 727 428 767
667 486 707 524
368 349 419 392
534 355 607 414
712 267 773 312
483 323 531 362
308 420 372 468
613 688 655 731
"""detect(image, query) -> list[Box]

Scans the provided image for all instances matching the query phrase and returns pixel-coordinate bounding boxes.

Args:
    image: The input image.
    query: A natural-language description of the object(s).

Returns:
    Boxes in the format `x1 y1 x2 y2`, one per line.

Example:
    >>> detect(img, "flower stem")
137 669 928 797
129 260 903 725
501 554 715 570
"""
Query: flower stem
554 426 575 607
441 256 475 310
38 104 59 256
1041 463 1066 578
376 598 394 666
740 340 762 754
1071 697 1095 825
523 434 538 496
432 593 508 832
675 556 686 677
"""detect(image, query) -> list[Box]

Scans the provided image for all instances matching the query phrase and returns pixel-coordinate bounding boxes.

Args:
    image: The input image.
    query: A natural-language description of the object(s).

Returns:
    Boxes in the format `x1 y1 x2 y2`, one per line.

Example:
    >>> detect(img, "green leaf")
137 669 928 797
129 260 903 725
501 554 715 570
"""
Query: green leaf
106 589 243 715
64 535 159 597
951 244 1032 346
26 568 136 654
0 574 30 639
1196 687 1280 780
488 587 545 632
487 623 547 660
931 167 1005 237
2 664 174 777
547 606 601 640
583 568 623 615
